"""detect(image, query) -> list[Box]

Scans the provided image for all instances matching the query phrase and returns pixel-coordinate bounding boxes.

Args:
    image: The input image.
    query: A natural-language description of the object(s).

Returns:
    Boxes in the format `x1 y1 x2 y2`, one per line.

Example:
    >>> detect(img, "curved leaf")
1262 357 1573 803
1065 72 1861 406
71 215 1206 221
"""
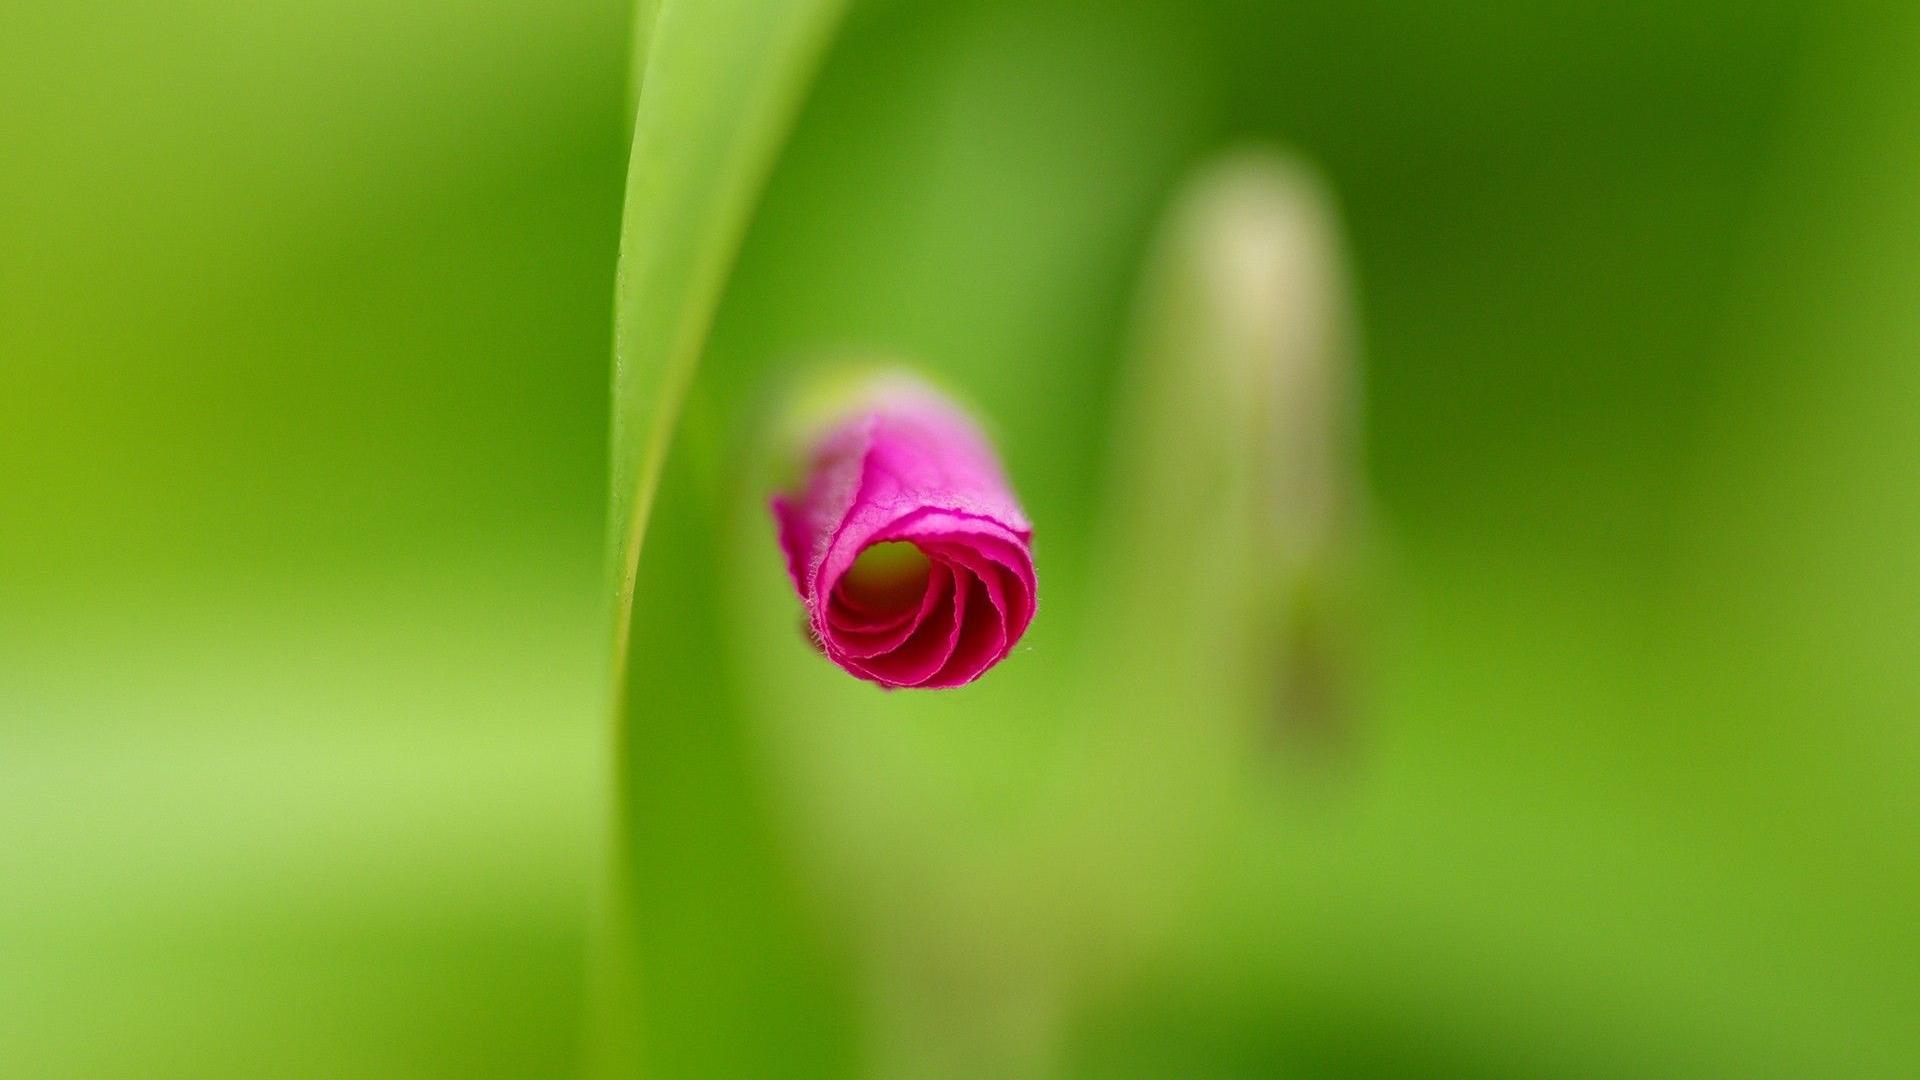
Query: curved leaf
608 0 847 651
596 1 853 1077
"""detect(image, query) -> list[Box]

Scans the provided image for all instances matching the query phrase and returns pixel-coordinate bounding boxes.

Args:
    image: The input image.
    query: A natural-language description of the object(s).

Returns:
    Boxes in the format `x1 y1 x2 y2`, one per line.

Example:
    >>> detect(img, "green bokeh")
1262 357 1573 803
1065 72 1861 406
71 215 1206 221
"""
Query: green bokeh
5 0 1917 1076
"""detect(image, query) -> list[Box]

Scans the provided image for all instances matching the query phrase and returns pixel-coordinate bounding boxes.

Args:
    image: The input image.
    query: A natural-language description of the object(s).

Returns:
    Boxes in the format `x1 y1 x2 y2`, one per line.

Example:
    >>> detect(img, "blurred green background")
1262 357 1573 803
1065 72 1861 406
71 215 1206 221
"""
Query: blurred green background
6 0 1918 1077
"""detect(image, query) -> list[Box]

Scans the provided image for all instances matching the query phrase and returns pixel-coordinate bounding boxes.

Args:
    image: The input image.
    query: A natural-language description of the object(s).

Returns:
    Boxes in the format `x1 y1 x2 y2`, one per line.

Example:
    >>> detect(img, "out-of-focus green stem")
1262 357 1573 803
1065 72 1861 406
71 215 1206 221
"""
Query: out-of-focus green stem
1093 149 1356 730
1051 147 1362 968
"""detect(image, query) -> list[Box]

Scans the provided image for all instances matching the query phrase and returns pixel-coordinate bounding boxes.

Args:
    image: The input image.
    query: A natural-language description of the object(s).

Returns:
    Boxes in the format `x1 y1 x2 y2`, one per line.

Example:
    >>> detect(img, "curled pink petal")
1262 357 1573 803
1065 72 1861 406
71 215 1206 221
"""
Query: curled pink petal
770 377 1036 689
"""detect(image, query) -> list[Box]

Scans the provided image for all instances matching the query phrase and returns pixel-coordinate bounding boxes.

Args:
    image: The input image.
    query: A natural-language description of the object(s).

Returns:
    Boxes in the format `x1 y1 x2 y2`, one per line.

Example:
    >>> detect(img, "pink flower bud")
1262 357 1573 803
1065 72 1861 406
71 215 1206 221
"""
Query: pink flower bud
771 378 1036 689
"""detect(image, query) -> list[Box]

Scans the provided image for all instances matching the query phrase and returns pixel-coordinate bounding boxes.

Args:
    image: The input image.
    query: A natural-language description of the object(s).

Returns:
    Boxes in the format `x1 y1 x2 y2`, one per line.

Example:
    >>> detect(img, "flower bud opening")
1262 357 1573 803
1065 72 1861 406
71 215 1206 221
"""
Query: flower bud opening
771 375 1036 690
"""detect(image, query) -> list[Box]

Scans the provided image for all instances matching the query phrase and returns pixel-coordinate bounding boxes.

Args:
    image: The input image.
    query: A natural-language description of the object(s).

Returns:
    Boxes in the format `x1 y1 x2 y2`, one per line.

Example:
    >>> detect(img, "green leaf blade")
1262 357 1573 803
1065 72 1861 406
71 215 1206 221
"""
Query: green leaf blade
597 2 855 1077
